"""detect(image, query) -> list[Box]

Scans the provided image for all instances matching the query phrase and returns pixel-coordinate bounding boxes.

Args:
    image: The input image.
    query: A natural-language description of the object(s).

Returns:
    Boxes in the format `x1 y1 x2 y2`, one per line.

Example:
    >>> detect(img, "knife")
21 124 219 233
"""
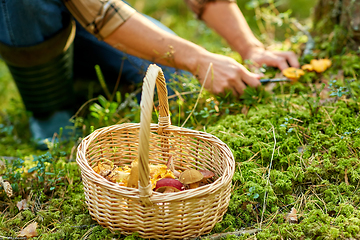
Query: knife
260 78 291 84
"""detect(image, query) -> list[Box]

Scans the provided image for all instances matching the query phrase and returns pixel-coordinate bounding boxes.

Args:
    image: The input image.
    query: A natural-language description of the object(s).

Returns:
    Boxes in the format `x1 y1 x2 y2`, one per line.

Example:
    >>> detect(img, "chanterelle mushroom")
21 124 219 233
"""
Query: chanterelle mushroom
282 67 305 81
179 169 204 189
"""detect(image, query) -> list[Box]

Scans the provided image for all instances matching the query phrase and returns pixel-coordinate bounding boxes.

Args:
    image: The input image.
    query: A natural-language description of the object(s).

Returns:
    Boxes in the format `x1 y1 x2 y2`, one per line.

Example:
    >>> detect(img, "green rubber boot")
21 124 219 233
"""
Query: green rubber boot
0 17 77 150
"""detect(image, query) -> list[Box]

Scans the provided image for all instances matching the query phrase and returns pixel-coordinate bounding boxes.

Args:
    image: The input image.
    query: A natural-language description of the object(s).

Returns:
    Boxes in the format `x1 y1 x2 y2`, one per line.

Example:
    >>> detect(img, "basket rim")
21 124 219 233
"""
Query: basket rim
76 123 235 203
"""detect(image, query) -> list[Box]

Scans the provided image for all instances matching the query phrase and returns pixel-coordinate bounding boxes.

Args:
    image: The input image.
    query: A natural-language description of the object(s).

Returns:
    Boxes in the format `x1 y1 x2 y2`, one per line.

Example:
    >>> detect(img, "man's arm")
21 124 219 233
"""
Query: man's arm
201 1 300 70
104 12 261 95
64 0 262 96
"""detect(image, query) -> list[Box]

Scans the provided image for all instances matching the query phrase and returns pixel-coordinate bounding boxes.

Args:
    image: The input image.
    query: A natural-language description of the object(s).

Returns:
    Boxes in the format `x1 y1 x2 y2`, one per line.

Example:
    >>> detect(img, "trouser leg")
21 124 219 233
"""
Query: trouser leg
0 0 75 118
0 19 76 118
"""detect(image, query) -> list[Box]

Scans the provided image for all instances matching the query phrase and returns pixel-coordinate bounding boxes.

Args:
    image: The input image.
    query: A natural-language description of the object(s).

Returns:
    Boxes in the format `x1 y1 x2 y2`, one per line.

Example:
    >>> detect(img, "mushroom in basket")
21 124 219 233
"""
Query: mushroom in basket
154 178 184 193
179 169 204 189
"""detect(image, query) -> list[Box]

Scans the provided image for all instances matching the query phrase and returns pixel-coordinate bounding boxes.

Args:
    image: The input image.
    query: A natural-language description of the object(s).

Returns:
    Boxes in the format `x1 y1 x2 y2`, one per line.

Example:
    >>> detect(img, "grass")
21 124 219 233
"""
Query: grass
1 0 360 239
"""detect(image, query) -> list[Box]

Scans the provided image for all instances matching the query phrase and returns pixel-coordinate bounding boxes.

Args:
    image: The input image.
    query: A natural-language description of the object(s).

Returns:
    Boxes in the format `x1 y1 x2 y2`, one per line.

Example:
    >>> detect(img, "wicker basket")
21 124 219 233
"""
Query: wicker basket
76 64 235 239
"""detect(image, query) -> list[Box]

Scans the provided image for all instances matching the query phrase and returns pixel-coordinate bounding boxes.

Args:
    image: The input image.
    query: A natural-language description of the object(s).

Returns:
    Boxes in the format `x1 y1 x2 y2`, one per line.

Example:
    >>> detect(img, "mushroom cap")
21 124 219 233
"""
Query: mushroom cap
282 67 305 81
199 169 215 179
154 178 184 192
179 169 203 185
310 59 332 73
322 59 332 68
301 64 314 71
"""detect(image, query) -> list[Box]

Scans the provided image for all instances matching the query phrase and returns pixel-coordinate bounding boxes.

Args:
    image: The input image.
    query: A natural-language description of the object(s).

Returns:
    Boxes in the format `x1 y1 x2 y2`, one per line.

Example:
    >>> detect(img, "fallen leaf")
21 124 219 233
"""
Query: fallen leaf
17 199 28 211
241 106 249 115
18 222 38 238
0 176 13 197
0 160 5 174
285 207 298 223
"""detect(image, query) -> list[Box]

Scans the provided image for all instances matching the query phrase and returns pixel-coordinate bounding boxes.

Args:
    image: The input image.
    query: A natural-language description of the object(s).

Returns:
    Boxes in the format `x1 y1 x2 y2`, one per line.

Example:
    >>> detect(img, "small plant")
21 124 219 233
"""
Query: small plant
247 186 260 200
299 83 325 116
329 80 349 99
2 156 24 193
89 95 121 127
28 152 66 191
240 86 271 106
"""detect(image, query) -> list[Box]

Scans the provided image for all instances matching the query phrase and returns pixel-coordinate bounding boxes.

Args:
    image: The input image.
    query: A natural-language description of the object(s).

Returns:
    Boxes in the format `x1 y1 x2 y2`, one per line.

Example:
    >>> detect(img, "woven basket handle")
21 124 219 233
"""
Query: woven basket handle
138 64 170 206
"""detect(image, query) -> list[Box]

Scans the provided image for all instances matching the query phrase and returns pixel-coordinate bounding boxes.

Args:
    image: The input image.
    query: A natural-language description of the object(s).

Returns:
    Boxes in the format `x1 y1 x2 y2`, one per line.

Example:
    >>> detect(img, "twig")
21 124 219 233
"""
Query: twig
181 63 213 127
259 126 277 229
0 237 26 240
190 229 260 240
0 156 17 161
110 57 125 102
167 90 200 100
116 88 142 112
80 225 96 240
291 19 315 58
70 97 98 121
71 224 98 229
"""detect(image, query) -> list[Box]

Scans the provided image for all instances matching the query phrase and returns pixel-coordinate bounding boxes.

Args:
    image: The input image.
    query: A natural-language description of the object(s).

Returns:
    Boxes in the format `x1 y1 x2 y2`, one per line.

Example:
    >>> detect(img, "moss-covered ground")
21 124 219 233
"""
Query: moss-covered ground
1 0 360 239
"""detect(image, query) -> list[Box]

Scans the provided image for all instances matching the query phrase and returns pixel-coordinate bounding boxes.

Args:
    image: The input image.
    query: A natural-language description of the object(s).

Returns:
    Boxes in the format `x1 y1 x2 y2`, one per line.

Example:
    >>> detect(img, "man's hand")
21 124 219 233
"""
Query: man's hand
202 2 300 71
243 47 300 70
193 50 262 96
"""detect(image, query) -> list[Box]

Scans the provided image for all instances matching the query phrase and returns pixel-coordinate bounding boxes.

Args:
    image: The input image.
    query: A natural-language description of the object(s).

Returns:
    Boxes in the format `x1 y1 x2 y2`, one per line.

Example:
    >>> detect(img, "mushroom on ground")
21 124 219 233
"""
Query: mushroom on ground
310 59 328 73
301 64 313 71
282 67 305 81
154 178 184 193
179 169 204 189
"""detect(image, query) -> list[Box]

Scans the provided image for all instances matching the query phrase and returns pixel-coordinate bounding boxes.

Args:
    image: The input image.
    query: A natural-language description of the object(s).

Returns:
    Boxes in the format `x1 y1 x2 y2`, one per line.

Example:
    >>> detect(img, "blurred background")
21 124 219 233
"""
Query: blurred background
0 0 316 115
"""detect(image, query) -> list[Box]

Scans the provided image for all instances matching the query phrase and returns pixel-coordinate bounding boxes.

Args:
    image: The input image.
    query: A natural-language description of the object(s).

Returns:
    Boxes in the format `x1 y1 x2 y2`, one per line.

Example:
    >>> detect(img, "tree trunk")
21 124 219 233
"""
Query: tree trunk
313 0 360 54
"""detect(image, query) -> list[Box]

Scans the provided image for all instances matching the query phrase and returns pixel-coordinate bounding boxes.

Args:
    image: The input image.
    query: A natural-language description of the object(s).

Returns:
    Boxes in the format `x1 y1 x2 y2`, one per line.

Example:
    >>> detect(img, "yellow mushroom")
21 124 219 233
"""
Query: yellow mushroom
301 64 314 71
310 59 329 73
282 67 305 81
321 59 332 68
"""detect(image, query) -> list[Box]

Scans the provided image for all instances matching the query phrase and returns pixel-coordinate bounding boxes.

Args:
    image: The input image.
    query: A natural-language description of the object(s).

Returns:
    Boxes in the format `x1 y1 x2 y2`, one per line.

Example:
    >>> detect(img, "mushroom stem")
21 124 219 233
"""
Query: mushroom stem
189 182 200 189
166 156 181 178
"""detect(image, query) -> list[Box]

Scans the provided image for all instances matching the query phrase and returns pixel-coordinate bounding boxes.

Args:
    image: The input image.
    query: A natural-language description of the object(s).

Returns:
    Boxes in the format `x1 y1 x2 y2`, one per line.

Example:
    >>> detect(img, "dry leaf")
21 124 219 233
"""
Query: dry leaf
0 176 13 197
285 207 298 223
241 106 249 115
17 199 28 211
0 160 5 174
18 222 38 238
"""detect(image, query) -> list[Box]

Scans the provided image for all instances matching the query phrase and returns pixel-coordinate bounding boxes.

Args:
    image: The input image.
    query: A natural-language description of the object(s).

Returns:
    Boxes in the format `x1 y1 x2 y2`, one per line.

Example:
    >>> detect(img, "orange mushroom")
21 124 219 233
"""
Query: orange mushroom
301 64 313 71
282 67 305 81
322 59 332 68
310 59 328 73
308 59 332 73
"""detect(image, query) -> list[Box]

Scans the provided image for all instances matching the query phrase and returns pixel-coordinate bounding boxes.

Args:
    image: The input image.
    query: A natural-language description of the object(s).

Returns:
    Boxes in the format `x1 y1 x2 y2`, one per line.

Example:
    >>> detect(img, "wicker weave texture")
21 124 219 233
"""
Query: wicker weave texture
76 65 235 239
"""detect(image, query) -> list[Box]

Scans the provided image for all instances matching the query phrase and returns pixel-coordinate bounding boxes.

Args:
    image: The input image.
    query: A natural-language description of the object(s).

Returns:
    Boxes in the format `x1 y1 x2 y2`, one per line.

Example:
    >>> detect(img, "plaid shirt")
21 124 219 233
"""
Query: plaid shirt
63 0 235 40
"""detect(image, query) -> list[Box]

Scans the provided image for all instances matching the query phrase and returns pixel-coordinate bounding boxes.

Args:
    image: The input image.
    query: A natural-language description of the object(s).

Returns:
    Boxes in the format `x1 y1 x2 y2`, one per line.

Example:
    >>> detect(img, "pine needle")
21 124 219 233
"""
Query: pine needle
259 125 276 229
181 63 213 127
